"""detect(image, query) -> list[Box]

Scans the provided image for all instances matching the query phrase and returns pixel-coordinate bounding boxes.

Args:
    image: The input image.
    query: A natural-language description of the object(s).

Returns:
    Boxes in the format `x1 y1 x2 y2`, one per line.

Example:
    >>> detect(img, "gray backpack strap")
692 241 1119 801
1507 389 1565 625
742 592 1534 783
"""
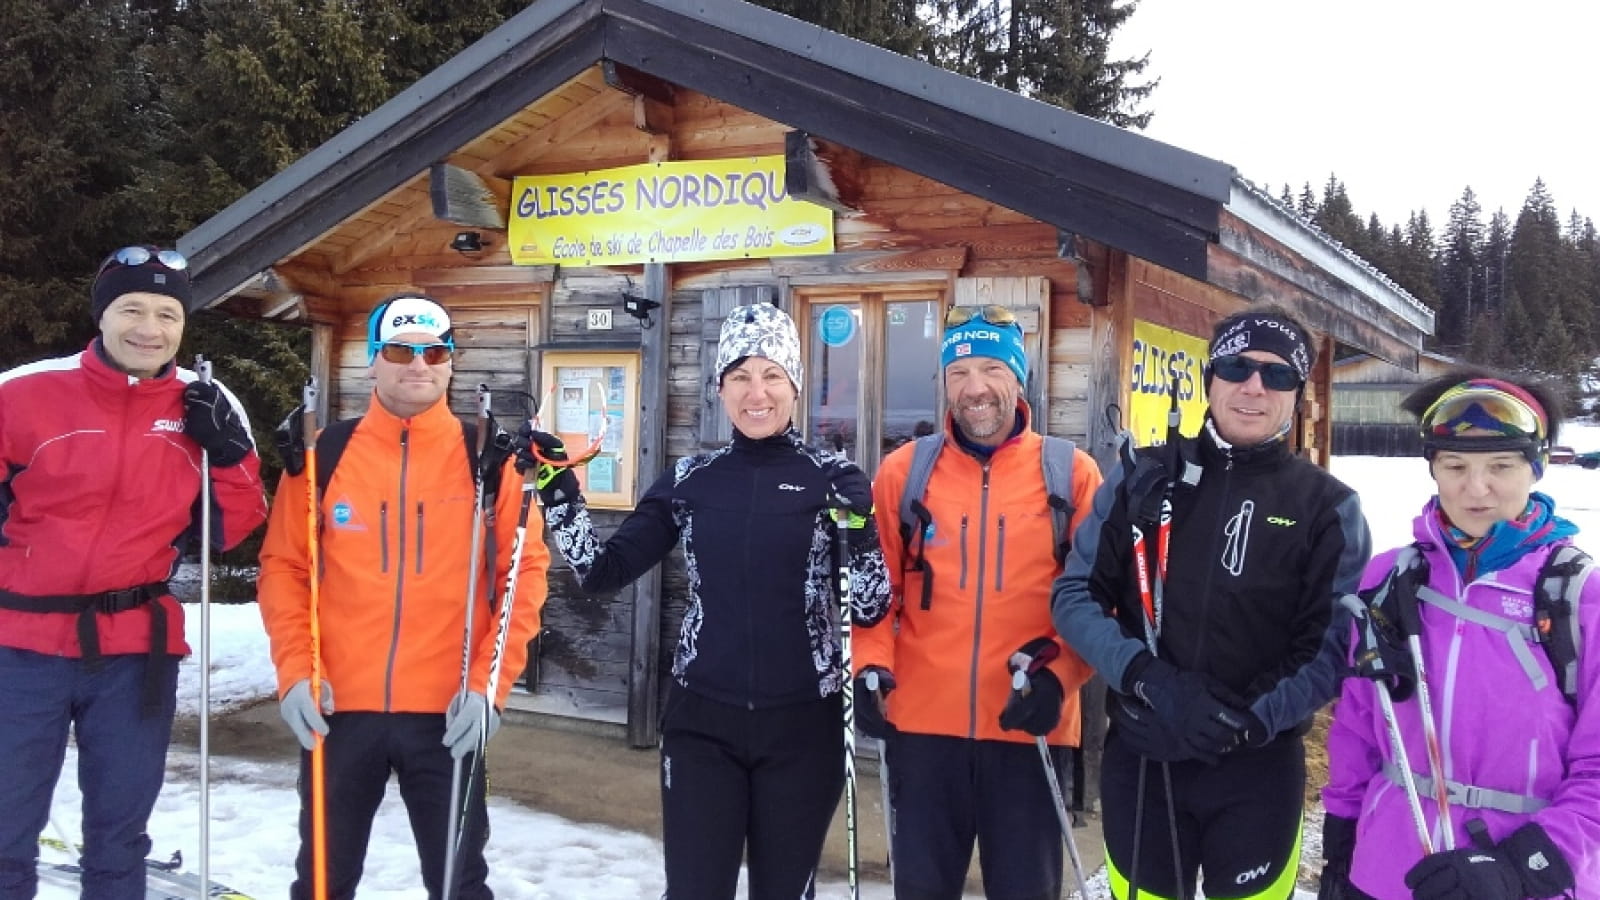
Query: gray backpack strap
1537 544 1591 705
1416 584 1548 692
1040 436 1076 566
899 433 944 610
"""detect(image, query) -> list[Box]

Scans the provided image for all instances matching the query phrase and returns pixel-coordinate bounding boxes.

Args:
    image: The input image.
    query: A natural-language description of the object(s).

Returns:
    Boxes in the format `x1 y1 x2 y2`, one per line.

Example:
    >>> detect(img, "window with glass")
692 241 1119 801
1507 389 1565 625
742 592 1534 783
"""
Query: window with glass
800 291 943 474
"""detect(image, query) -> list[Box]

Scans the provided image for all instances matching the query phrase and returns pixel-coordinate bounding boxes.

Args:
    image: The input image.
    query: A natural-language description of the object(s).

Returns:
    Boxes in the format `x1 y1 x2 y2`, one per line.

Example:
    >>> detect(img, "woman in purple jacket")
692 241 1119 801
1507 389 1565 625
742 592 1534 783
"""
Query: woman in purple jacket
1320 369 1599 900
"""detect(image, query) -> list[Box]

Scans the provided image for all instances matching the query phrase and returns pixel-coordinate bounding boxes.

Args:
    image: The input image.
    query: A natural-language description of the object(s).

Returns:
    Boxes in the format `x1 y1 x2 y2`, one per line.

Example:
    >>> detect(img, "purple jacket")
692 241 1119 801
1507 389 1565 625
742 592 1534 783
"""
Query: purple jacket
1323 505 1600 898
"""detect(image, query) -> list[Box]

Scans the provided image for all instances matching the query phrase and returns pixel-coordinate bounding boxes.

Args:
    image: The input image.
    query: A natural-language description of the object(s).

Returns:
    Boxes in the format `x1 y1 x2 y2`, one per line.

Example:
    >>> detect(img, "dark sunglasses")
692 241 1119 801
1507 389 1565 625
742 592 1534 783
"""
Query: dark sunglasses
378 341 454 365
1210 354 1301 391
944 304 1020 329
98 246 188 275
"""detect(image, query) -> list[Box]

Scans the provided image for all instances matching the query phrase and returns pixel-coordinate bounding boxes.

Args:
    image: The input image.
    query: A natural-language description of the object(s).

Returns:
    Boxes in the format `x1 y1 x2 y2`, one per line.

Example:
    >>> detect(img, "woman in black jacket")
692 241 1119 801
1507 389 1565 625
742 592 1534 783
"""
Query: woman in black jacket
523 302 889 899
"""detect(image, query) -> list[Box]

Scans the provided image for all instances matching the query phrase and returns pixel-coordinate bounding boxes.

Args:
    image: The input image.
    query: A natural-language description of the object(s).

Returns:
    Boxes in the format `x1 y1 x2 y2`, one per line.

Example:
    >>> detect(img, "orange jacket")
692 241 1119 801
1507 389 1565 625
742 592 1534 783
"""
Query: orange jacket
257 393 547 713
859 404 1102 746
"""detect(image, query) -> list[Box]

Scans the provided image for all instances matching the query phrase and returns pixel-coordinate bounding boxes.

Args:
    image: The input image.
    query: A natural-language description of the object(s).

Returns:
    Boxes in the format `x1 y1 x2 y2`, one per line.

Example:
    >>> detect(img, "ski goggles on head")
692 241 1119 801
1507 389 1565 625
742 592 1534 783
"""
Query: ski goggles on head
944 304 1021 330
1209 354 1302 392
377 340 454 366
1420 380 1547 452
97 246 188 275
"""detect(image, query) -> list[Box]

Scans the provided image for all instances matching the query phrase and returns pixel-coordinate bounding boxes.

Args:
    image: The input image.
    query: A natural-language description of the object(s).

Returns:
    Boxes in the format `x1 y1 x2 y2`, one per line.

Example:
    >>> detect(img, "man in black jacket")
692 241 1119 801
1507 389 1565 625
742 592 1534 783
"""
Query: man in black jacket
1052 305 1370 900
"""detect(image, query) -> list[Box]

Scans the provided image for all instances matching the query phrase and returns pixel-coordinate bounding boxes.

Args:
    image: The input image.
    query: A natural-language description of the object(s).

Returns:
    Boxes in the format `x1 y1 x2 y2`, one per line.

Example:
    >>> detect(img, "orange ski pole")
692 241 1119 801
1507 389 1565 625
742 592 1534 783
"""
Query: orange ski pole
301 379 329 900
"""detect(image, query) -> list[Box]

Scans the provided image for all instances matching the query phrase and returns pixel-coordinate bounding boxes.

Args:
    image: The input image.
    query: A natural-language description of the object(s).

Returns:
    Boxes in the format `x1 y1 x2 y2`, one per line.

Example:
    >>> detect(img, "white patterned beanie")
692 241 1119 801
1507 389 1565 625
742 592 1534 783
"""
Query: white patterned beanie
715 303 803 391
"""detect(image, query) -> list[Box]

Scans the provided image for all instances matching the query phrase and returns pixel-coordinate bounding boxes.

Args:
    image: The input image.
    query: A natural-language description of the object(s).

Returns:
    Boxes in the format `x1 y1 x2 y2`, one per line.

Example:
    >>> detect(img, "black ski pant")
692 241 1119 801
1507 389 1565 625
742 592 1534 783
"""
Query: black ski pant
658 686 844 900
1101 729 1304 900
885 732 1069 900
291 711 490 900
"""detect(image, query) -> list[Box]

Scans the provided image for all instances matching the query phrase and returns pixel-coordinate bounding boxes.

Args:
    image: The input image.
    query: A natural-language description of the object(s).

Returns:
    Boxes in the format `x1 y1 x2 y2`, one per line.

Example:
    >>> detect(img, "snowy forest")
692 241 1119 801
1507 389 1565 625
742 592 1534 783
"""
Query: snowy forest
3 0 1595 438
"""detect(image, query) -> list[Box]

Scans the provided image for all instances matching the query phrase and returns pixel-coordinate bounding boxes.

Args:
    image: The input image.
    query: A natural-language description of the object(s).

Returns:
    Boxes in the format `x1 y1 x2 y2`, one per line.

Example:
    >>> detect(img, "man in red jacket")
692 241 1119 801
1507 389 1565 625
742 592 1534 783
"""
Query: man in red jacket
0 246 267 900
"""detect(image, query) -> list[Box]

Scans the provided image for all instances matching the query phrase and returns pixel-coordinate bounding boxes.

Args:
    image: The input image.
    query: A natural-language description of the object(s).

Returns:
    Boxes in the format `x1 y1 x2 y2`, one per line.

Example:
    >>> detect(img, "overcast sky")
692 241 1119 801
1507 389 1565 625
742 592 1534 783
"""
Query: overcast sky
1110 0 1599 232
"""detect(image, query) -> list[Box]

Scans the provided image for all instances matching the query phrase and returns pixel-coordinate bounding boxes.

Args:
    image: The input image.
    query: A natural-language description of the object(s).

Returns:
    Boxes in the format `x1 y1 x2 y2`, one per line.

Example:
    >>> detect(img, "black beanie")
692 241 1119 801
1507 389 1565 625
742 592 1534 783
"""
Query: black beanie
91 252 195 322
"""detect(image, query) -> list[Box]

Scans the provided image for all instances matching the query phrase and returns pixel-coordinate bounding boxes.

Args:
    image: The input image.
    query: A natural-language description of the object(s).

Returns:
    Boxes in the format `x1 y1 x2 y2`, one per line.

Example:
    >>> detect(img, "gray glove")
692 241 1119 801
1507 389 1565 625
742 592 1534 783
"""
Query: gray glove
442 690 501 759
280 678 334 751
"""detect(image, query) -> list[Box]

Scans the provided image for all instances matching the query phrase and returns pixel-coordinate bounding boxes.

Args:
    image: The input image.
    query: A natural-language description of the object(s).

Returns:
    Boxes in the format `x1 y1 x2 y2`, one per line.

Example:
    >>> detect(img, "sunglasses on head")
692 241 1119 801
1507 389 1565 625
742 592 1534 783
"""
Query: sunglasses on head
1210 354 1302 392
98 246 188 275
378 341 454 365
944 304 1020 329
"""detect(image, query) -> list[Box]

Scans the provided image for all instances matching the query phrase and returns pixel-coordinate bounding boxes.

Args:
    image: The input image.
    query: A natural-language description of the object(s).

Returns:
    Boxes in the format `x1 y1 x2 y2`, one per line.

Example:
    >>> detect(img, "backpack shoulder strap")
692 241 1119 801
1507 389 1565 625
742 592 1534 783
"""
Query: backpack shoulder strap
313 418 360 504
1040 436 1076 565
1536 544 1591 706
898 433 944 610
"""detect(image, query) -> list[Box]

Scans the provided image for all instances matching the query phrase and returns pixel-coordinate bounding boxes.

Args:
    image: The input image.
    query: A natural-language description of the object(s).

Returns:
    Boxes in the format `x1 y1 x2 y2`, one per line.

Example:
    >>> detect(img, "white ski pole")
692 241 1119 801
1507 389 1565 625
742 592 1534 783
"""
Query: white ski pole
834 507 860 900
1339 594 1435 855
1009 651 1092 900
863 670 894 884
195 354 213 894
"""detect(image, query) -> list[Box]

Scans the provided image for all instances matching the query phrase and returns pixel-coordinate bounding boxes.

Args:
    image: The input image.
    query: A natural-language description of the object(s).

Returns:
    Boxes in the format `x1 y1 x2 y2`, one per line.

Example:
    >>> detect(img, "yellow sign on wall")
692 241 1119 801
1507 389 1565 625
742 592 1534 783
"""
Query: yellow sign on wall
508 156 834 266
1129 320 1209 447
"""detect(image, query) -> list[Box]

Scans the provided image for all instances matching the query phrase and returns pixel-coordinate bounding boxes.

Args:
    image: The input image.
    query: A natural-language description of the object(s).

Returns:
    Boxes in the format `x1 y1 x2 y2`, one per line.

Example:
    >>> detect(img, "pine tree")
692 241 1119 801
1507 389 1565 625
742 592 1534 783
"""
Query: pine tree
1435 188 1484 352
914 0 1156 126
750 0 929 57
1279 183 1295 210
1482 210 1512 313
1297 182 1318 219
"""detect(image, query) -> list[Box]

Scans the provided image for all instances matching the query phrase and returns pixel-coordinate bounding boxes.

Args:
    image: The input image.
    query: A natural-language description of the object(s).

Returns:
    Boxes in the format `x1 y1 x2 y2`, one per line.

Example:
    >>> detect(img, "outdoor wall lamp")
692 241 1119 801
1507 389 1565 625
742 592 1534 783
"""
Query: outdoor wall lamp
450 231 484 254
623 292 661 328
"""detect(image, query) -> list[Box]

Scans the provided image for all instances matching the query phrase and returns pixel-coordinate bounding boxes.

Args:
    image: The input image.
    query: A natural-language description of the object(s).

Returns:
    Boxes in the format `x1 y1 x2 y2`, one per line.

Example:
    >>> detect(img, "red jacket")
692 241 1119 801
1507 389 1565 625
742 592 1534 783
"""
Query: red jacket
859 404 1102 746
257 394 547 712
0 341 268 657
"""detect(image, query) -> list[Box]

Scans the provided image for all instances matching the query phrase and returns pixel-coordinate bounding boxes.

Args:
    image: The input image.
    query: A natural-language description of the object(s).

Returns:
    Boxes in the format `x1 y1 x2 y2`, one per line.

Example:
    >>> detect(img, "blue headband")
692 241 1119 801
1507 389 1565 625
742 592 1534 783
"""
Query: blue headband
941 320 1027 384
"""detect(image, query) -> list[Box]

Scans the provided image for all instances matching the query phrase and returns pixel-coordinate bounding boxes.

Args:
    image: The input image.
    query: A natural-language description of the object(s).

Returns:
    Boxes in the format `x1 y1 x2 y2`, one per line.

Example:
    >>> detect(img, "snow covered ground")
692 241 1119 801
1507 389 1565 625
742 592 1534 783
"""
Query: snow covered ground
38 422 1600 899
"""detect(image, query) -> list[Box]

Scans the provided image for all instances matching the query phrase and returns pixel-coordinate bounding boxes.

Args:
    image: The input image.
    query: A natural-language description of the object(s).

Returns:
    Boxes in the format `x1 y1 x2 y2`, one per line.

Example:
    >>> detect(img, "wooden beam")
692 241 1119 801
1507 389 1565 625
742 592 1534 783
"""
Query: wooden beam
768 248 967 277
632 94 673 135
628 260 670 747
601 60 675 105
412 265 556 287
330 199 438 275
494 90 634 175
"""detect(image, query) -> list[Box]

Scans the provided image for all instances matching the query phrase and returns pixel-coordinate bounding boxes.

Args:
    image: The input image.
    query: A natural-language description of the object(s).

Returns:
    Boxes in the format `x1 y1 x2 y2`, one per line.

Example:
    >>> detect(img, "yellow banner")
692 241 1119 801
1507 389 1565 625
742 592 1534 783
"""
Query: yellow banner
1129 320 1209 447
508 156 833 266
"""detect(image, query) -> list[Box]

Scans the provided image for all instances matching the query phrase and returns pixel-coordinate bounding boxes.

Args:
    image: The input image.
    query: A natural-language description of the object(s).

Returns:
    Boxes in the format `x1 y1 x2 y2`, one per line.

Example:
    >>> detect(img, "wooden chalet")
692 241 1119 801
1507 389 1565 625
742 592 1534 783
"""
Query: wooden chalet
179 0 1433 746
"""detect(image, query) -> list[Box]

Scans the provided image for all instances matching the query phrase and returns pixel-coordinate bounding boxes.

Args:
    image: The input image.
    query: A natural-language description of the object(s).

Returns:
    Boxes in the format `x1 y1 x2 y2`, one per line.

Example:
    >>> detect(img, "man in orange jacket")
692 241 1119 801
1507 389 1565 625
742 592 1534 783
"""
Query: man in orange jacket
258 295 547 900
858 305 1103 900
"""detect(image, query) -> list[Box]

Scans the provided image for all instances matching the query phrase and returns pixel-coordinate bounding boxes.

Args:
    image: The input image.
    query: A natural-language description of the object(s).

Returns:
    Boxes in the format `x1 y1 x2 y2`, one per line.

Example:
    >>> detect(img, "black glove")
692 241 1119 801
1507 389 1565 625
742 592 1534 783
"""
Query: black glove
1496 822 1575 899
183 380 252 467
1404 846 1522 900
1108 693 1194 762
1123 653 1250 762
516 423 581 507
825 460 879 550
854 666 896 741
1317 813 1357 900
1345 586 1418 702
274 405 306 477
999 637 1065 736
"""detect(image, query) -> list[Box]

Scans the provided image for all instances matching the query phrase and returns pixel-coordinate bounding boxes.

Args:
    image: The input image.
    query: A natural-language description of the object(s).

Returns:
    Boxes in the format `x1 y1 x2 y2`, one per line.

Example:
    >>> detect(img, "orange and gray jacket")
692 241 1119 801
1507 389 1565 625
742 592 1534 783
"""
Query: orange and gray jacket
859 403 1102 746
258 393 548 713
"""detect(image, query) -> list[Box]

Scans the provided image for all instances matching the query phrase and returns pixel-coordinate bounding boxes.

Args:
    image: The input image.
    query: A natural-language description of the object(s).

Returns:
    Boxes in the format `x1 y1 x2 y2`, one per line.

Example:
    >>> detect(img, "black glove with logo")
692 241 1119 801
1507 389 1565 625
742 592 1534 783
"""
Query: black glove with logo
274 405 306 477
999 637 1065 736
515 423 581 507
1108 693 1193 762
1122 652 1251 763
825 460 878 550
1316 813 1357 900
183 380 252 467
854 666 896 741
1404 846 1522 900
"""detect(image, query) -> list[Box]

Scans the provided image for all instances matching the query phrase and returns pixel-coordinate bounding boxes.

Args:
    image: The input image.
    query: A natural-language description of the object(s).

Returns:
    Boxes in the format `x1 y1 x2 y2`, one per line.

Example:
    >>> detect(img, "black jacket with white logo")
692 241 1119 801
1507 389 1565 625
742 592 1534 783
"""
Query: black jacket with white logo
1052 421 1370 738
545 427 890 709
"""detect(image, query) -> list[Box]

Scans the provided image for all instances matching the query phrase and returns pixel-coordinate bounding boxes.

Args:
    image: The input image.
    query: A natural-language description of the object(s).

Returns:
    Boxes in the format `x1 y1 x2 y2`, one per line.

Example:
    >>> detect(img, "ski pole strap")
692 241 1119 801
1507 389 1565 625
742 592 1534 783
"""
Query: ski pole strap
1415 584 1549 693
1380 760 1548 814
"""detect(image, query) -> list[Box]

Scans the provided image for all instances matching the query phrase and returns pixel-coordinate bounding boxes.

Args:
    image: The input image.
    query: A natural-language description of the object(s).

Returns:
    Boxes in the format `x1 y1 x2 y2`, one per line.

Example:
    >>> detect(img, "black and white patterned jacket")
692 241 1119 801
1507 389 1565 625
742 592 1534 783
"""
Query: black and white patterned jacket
544 427 891 708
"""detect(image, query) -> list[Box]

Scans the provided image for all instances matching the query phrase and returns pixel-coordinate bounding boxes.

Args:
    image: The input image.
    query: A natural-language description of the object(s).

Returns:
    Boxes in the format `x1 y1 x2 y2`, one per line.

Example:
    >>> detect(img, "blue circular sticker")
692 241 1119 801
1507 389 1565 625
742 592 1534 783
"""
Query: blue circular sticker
819 306 857 348
333 502 352 527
